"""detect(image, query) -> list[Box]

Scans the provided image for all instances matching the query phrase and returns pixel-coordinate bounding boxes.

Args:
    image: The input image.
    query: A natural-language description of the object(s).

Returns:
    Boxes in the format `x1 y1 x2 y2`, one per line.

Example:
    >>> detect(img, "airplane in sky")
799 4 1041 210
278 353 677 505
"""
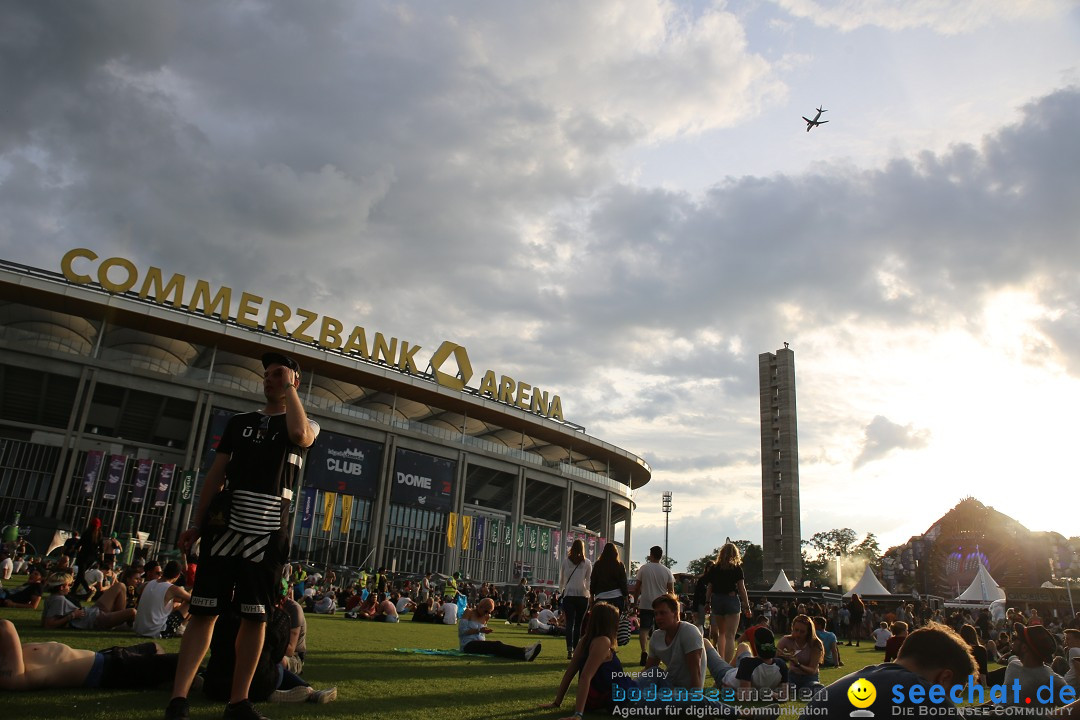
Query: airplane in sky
802 106 828 132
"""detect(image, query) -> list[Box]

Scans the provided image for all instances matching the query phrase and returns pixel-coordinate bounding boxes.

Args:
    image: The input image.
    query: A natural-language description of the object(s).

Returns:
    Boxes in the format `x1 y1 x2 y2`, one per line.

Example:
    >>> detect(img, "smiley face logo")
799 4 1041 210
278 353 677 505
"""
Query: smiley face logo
847 678 877 709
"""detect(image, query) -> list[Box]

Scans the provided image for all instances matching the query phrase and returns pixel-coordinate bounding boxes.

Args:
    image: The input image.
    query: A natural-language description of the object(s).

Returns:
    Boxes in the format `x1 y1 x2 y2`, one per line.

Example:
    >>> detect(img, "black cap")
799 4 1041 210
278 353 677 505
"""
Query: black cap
262 351 301 374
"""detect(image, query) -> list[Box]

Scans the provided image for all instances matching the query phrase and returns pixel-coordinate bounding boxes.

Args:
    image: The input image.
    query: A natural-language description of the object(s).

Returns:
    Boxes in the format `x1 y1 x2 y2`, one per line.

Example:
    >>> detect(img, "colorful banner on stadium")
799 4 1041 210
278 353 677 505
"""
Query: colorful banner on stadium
322 491 336 532
474 516 485 551
102 454 126 501
391 448 455 510
488 518 499 544
540 528 550 553
153 463 175 508
528 525 538 550
131 458 153 504
340 495 353 535
446 512 458 548
301 488 315 530
304 430 383 498
460 515 472 551
201 407 237 470
551 530 561 558
515 523 524 549
587 535 596 560
503 522 511 545
80 450 104 501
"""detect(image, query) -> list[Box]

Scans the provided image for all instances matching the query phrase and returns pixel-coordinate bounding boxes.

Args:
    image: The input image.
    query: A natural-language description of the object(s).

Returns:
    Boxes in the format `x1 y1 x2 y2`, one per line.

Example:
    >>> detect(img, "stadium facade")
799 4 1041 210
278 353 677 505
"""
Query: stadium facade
0 250 649 586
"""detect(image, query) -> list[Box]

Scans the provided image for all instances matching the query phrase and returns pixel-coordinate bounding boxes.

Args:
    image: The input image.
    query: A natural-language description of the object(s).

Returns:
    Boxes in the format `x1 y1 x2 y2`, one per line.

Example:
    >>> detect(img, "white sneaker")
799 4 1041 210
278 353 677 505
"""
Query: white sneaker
270 686 314 703
525 643 542 661
308 687 338 704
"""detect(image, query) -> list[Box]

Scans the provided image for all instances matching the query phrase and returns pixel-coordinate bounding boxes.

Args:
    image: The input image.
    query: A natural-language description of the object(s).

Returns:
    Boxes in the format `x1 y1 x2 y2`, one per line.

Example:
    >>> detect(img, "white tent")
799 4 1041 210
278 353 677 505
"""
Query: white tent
954 564 1006 604
767 569 796 593
843 566 891 597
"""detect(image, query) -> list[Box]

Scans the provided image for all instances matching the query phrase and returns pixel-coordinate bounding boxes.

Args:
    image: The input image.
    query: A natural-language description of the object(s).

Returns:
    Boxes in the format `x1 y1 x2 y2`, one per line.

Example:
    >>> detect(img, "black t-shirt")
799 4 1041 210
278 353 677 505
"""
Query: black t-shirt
6 581 43 605
213 411 317 534
705 565 744 595
736 656 789 686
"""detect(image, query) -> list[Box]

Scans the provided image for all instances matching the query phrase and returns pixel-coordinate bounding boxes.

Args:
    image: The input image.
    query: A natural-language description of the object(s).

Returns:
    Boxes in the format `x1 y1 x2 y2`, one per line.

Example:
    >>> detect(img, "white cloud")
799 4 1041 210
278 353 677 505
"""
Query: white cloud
771 0 1066 34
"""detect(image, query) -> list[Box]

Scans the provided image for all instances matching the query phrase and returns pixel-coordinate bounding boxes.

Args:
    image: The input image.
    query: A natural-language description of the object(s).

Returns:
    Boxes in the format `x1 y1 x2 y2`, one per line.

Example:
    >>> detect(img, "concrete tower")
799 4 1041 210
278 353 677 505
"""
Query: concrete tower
759 344 802 582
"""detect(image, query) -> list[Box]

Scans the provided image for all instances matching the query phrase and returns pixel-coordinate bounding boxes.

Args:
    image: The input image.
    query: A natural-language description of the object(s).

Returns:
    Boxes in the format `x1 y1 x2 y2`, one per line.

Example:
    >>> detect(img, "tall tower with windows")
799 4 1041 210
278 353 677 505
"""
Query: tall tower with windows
759 344 802 582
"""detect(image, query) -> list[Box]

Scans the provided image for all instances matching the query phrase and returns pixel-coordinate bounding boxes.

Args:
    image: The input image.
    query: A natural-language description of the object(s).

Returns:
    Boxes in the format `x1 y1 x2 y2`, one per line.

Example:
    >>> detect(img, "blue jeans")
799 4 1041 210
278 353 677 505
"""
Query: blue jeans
562 595 588 653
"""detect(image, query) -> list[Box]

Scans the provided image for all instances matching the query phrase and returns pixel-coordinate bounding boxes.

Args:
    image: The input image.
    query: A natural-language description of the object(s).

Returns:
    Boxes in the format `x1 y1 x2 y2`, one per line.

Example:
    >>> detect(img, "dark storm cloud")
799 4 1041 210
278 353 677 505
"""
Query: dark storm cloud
0 1 1077 440
853 415 931 469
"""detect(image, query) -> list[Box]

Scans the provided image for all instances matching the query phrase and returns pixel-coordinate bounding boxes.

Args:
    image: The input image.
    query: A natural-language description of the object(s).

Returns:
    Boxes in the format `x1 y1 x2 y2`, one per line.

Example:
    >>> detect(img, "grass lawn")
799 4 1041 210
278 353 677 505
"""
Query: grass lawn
1 582 885 719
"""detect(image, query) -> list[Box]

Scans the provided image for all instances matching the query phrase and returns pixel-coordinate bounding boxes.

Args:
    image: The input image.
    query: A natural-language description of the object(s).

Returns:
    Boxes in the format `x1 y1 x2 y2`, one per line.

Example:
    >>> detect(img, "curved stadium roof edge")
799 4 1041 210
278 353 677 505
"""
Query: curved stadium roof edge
0 259 652 491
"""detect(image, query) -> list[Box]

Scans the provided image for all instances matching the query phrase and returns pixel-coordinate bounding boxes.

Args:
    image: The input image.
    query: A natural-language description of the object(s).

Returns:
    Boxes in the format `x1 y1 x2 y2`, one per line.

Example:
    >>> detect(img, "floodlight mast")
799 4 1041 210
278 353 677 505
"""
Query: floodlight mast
662 491 672 566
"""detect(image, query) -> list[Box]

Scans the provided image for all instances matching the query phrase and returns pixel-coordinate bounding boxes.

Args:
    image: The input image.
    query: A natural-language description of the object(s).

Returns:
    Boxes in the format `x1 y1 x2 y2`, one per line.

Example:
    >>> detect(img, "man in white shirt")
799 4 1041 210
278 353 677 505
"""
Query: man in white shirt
632 545 674 666
441 599 458 624
133 560 191 638
644 593 707 690
0 551 12 580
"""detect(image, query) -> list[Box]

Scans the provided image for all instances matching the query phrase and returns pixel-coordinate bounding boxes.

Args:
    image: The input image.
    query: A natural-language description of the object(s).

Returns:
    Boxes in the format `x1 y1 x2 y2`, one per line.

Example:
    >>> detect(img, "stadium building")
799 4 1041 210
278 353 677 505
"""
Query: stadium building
0 250 649 586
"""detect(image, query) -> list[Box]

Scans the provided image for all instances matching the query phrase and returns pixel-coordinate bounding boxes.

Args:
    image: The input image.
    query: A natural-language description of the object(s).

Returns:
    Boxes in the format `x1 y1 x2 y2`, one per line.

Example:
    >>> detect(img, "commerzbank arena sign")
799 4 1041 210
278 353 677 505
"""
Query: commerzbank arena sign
60 248 565 422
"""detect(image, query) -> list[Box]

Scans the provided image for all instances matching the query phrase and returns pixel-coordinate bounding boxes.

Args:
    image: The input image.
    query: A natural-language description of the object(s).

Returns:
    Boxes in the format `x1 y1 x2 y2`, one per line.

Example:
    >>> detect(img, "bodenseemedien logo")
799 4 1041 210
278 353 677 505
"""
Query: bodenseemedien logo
847 677 877 717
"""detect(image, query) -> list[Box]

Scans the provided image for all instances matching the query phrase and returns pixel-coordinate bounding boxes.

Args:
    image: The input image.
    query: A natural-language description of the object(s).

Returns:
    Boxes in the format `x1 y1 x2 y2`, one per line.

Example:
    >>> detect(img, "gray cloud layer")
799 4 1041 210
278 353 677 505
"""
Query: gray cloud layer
1 3 1078 506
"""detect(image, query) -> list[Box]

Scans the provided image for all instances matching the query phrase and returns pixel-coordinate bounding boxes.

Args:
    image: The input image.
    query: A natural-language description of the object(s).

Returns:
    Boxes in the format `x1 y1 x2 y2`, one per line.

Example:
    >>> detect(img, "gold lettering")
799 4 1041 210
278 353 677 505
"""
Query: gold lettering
291 308 318 343
236 292 263 328
498 375 516 404
515 381 531 410
189 280 232 319
61 248 97 284
319 315 344 350
372 333 397 365
138 267 185 307
343 326 370 359
397 342 421 373
478 370 498 398
97 256 138 293
548 395 564 422
265 301 291 335
530 388 549 415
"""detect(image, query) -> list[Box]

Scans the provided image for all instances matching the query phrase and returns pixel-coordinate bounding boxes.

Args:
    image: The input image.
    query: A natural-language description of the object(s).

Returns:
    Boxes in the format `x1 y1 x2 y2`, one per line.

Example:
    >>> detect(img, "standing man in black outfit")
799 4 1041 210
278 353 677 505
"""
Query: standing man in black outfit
165 351 319 720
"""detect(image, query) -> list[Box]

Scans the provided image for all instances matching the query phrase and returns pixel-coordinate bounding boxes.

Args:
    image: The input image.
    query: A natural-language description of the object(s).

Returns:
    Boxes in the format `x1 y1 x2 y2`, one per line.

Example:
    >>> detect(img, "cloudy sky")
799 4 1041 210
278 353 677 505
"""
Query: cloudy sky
2 1 1079 571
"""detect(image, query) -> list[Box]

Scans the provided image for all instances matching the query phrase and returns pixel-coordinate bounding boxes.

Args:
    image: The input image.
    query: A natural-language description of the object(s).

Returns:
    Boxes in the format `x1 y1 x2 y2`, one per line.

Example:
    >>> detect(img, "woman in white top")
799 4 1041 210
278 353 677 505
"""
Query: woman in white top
560 539 592 660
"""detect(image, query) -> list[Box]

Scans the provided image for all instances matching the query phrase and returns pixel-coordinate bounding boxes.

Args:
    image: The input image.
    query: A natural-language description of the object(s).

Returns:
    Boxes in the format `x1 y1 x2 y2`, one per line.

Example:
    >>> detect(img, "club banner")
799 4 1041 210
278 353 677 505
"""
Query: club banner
515 523 524 549
153 464 176 508
474 516 485 551
102 454 126 501
131 458 153 505
503 522 511 545
460 515 472 551
202 407 238 470
552 530 561 559
340 495 353 535
588 535 597 561
301 488 315 530
81 450 104 500
304 430 384 499
322 491 336 533
528 525 538 551
391 448 455 510
540 528 550 553
179 471 195 505
488 518 499 544
446 512 458 548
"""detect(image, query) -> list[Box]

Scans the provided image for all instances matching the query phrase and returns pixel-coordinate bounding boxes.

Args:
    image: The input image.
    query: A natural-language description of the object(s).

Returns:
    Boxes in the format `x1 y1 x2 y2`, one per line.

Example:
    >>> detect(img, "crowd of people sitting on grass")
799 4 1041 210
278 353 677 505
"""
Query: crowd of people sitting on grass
5 527 1080 718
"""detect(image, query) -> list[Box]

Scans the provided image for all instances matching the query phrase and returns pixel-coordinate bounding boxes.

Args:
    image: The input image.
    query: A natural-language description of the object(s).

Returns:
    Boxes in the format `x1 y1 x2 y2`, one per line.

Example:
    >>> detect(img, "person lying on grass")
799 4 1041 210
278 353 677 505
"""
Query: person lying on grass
0 617 179 691
40 571 136 631
458 597 541 661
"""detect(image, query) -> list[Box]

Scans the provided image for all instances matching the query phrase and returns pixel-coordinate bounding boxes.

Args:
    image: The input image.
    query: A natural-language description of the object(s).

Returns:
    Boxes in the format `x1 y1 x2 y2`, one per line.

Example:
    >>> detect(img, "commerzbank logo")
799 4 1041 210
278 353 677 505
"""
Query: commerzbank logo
429 341 473 391
847 678 877 717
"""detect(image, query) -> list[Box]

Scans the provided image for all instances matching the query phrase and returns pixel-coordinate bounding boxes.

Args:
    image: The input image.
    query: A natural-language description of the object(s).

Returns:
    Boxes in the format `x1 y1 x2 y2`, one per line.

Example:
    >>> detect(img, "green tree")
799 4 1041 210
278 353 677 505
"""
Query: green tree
685 541 762 581
852 532 882 571
686 547 722 577
808 528 858 558
661 556 678 570
801 546 829 586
